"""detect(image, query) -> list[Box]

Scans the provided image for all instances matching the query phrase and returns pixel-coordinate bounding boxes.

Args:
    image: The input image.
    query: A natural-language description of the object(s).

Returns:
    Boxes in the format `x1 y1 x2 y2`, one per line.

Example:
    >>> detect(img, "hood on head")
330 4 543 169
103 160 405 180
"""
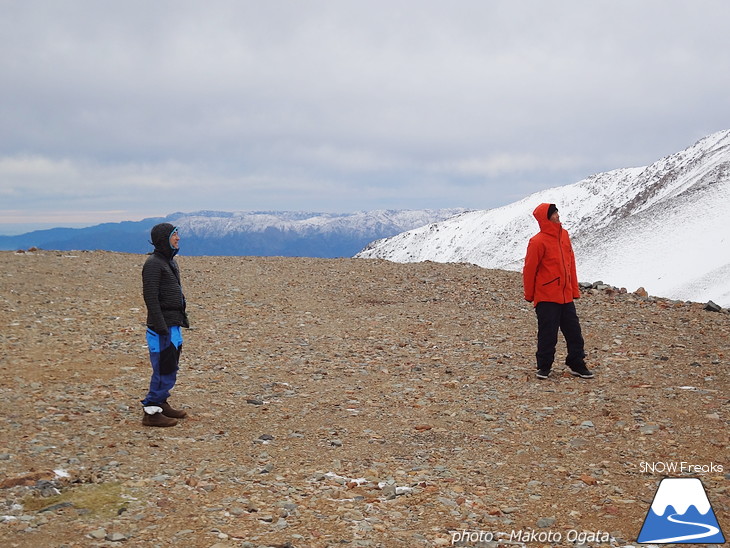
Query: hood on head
150 223 176 251
532 203 559 233
533 203 551 222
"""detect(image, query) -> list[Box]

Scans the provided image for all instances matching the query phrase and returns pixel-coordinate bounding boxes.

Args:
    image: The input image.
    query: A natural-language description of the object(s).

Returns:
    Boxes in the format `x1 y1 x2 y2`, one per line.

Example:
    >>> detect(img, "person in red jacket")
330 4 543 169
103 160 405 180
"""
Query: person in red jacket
523 203 594 379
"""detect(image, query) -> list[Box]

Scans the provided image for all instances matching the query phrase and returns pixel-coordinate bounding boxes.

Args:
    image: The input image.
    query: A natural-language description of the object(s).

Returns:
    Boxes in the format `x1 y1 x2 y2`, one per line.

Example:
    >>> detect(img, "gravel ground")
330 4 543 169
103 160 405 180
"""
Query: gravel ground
0 250 727 548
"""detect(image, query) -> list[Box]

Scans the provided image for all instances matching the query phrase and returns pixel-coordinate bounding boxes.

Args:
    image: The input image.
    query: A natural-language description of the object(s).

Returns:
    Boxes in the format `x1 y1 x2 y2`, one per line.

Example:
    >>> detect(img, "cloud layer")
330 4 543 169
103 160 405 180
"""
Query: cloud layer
2 0 730 230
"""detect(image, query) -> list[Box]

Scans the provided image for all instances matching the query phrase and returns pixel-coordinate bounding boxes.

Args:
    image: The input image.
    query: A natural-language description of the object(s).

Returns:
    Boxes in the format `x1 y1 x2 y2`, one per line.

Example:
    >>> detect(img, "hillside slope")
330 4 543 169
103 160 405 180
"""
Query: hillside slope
357 131 730 305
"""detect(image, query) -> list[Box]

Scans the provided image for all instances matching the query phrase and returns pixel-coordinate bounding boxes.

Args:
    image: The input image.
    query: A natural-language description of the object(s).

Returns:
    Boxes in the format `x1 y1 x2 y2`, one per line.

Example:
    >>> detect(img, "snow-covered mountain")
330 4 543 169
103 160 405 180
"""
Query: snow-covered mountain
176 209 465 239
356 130 730 306
0 209 465 258
172 209 467 256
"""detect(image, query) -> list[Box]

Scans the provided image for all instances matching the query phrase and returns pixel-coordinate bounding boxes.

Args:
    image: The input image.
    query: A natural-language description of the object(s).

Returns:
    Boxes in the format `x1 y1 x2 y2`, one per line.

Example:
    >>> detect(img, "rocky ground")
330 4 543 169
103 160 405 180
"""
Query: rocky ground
0 250 727 548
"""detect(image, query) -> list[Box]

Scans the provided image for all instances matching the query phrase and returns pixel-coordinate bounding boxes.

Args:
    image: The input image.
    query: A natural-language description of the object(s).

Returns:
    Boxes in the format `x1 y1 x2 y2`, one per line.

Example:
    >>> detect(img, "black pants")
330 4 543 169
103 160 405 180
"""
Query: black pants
535 301 585 370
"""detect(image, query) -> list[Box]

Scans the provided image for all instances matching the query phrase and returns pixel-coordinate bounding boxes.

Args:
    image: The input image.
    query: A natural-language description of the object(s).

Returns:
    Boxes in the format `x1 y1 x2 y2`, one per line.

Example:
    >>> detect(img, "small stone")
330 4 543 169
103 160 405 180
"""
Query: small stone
258 514 275 523
537 516 556 528
39 502 73 513
88 529 107 540
634 287 649 298
381 485 397 499
344 509 365 521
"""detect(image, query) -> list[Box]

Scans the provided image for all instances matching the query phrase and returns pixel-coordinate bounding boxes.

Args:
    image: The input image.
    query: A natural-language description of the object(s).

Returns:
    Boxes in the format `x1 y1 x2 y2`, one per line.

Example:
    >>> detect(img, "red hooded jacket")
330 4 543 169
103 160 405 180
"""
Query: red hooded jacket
523 203 581 306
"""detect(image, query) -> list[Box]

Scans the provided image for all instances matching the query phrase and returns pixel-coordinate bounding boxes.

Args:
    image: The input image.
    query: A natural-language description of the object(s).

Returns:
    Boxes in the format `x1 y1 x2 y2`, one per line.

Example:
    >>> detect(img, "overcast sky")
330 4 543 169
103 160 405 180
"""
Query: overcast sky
2 0 730 233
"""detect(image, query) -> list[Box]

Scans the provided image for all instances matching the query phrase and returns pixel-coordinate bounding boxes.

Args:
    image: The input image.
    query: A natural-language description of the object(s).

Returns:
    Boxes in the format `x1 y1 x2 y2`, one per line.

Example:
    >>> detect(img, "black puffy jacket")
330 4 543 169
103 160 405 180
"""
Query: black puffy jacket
142 223 189 335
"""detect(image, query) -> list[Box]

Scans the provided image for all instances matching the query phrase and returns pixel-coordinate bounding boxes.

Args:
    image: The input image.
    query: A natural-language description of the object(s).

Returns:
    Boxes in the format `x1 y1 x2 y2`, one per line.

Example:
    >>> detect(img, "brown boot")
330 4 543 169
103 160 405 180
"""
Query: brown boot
142 411 178 427
160 401 188 419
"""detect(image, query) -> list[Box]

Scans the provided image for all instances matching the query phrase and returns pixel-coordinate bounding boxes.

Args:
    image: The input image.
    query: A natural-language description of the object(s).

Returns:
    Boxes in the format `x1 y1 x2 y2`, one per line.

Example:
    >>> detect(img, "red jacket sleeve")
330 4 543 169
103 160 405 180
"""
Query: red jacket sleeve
523 238 542 302
566 235 581 299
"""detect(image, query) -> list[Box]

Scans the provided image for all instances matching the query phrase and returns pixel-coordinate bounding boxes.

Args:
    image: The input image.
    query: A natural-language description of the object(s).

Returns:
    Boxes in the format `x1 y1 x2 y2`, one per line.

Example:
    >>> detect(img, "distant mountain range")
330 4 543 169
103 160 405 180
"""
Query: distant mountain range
0 209 465 258
6 131 730 305
357 130 730 306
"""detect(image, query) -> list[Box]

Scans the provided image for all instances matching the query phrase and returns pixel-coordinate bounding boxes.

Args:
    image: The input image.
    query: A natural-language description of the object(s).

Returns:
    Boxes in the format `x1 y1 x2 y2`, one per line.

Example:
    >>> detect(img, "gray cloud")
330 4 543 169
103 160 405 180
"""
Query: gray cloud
2 0 730 229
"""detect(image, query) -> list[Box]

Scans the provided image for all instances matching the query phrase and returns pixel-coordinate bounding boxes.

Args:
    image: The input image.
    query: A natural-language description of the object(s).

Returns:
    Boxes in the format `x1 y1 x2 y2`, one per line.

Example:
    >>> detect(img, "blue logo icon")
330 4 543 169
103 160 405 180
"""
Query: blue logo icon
638 477 725 544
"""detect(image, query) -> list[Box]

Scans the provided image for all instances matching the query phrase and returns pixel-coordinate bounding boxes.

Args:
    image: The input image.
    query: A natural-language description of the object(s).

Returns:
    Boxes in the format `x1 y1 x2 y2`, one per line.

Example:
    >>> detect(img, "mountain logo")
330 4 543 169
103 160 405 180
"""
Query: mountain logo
637 477 725 544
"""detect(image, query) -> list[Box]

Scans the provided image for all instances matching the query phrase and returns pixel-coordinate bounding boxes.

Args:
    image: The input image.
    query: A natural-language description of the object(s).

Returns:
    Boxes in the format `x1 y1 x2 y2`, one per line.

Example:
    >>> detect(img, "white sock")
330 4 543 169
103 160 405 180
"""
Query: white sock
144 406 163 415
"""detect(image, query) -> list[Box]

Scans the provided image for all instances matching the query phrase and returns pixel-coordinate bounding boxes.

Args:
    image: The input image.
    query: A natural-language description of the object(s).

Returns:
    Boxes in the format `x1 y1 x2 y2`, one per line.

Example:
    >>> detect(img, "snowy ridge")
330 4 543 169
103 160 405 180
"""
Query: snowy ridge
175 209 467 238
356 130 730 306
0 208 466 258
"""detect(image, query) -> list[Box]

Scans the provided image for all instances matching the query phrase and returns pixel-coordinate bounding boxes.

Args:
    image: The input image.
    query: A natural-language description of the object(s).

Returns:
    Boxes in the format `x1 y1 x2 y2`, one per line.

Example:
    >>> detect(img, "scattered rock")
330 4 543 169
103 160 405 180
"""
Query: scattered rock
88 528 107 540
0 252 726 547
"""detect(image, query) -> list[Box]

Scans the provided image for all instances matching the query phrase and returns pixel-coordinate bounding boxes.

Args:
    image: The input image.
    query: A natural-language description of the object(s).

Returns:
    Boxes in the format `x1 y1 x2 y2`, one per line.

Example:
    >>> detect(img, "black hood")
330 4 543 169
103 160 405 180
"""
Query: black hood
150 223 177 257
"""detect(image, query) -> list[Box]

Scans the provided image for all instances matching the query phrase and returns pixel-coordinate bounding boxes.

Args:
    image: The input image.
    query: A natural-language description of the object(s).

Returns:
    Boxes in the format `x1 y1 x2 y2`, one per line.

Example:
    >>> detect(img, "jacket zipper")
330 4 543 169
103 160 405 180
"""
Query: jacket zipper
558 229 569 301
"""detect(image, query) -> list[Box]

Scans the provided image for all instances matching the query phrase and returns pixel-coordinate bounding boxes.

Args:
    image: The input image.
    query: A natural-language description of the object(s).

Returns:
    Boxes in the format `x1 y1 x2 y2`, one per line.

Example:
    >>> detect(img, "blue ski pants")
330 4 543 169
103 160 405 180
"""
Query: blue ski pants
141 326 183 406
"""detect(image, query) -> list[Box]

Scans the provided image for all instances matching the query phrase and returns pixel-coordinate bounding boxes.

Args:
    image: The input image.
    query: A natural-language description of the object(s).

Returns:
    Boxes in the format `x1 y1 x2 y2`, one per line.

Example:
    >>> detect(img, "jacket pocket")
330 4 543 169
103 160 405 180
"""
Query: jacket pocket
542 277 560 286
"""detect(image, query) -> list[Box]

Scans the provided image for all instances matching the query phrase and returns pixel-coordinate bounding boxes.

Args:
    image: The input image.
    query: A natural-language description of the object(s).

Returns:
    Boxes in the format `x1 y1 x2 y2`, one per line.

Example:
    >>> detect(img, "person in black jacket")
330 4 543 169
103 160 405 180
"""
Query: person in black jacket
140 223 190 427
